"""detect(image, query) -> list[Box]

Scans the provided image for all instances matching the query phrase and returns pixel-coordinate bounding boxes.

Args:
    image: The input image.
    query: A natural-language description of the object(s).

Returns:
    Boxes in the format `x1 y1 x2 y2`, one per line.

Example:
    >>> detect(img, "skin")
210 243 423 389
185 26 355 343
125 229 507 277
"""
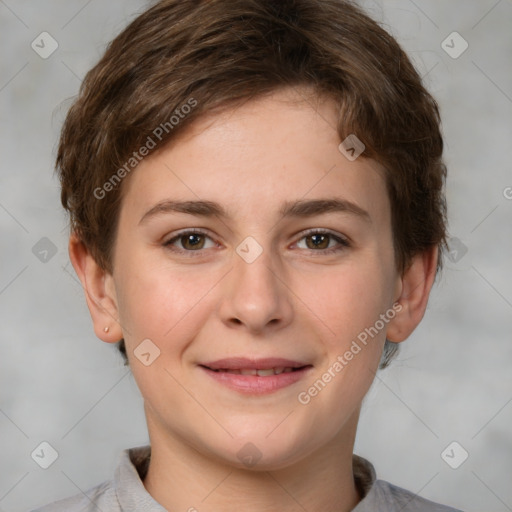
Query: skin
70 87 437 512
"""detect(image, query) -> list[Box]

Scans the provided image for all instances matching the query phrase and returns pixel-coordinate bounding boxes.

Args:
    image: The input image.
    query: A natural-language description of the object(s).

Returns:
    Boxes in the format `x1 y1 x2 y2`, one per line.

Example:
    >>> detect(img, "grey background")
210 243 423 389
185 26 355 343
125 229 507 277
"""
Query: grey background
1 1 511 511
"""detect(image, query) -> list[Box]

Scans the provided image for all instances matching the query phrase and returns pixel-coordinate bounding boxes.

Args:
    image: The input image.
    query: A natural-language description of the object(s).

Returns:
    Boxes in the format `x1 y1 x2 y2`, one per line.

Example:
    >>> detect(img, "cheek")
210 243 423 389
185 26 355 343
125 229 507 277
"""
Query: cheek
114 254 221 347
294 261 391 423
292 256 394 345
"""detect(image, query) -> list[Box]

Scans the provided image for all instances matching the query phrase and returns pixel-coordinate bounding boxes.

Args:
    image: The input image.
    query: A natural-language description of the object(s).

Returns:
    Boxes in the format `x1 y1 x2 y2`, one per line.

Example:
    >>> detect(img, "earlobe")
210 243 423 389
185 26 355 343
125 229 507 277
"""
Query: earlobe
386 246 438 343
68 233 123 343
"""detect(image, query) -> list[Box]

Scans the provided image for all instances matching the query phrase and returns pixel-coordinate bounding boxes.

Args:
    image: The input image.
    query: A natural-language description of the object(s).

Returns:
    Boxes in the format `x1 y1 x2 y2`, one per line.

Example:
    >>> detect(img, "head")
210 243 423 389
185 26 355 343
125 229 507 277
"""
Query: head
62 0 446 469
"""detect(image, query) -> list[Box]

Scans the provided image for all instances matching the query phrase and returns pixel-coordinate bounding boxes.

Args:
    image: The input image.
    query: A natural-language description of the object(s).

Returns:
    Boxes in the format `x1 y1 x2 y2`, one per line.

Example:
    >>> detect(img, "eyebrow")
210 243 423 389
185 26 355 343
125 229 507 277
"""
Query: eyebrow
139 198 371 225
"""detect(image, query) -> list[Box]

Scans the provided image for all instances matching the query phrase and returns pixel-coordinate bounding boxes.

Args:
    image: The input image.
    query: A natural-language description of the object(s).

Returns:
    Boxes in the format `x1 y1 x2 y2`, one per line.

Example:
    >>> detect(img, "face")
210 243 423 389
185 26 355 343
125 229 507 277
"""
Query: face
106 88 403 469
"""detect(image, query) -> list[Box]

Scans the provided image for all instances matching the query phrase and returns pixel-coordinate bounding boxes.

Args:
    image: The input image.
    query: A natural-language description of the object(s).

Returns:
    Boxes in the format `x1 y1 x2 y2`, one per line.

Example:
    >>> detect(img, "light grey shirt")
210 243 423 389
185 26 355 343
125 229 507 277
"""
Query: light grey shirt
31 445 463 512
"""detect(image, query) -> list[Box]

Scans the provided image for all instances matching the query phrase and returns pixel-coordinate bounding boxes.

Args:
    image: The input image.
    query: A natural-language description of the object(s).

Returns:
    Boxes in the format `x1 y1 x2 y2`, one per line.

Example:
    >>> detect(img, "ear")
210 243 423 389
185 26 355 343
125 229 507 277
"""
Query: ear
68 232 123 343
386 245 438 343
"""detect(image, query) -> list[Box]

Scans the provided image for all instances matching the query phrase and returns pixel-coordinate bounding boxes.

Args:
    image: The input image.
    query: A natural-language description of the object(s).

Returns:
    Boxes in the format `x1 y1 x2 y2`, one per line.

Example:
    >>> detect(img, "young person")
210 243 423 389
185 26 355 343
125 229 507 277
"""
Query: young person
33 0 462 510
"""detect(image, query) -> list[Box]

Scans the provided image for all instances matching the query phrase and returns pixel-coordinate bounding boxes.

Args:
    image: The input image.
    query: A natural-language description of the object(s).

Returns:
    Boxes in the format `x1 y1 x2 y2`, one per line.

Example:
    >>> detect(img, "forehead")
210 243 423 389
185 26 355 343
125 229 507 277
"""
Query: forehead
119 88 389 225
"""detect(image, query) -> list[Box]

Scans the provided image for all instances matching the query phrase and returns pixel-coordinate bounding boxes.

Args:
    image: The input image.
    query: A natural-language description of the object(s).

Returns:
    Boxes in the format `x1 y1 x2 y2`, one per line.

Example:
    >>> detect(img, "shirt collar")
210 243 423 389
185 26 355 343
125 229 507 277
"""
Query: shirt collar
115 445 166 511
115 445 377 510
353 453 377 497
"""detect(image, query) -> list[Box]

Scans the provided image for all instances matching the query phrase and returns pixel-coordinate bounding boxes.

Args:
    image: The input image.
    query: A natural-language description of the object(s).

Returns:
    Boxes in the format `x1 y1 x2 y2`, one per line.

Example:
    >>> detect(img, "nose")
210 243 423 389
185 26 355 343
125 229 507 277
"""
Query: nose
217 249 294 334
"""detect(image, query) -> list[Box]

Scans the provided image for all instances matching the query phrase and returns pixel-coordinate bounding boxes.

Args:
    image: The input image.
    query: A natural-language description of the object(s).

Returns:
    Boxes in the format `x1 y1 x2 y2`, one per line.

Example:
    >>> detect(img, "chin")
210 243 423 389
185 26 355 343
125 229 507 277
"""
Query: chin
213 433 314 472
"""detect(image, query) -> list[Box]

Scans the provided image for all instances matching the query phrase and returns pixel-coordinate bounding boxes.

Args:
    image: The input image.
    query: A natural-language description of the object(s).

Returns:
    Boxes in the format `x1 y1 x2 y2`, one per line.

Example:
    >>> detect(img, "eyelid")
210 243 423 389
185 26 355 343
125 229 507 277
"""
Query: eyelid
163 228 218 254
297 227 350 242
163 227 211 241
292 228 351 252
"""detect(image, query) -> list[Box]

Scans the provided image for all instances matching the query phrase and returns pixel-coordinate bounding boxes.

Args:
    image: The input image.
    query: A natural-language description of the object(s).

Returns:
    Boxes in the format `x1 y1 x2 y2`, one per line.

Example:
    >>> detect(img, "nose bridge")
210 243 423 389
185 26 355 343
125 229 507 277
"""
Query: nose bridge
219 241 293 332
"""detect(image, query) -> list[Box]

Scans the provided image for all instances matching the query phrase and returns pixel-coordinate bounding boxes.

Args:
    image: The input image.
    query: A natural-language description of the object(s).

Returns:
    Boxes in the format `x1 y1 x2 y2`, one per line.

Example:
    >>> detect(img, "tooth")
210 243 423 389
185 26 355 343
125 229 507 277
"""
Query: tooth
256 369 275 377
214 367 300 376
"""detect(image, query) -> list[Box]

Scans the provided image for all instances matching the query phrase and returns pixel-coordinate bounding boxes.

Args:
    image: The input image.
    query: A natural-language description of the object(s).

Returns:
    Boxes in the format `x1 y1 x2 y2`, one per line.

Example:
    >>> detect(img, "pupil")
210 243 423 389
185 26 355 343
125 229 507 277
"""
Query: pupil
309 234 328 249
184 234 203 249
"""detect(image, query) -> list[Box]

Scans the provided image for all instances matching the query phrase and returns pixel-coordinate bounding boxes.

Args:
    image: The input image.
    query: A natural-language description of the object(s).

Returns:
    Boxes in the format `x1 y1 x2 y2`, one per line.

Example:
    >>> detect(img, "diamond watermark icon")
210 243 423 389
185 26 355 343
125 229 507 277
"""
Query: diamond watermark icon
134 338 161 366
236 236 263 264
32 237 58 263
446 237 468 263
237 442 262 467
441 441 468 469
31 441 59 469
338 134 365 161
441 32 468 59
31 32 59 59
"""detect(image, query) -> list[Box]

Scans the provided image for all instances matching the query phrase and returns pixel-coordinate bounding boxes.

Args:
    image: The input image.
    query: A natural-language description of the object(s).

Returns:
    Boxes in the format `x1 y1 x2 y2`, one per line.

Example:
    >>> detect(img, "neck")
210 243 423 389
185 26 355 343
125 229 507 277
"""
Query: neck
143 409 362 512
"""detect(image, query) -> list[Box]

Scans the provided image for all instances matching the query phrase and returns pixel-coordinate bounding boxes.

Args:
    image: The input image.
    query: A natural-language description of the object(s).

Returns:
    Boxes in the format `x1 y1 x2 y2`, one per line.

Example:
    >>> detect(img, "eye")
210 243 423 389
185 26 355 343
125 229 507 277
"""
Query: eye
163 230 216 252
295 229 350 253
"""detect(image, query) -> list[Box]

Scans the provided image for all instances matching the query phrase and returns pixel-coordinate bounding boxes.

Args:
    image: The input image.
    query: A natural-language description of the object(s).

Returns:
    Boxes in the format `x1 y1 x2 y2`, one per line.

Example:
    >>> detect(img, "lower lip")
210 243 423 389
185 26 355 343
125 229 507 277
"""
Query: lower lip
200 366 312 394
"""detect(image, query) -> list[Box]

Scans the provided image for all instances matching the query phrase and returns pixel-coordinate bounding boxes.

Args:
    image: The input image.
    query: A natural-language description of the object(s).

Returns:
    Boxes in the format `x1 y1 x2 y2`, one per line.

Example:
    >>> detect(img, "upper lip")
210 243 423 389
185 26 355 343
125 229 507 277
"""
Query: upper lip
200 357 311 370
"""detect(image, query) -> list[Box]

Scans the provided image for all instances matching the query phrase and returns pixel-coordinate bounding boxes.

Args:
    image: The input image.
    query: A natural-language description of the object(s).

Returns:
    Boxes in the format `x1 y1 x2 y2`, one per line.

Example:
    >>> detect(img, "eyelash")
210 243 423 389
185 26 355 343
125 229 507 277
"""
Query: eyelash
163 228 350 257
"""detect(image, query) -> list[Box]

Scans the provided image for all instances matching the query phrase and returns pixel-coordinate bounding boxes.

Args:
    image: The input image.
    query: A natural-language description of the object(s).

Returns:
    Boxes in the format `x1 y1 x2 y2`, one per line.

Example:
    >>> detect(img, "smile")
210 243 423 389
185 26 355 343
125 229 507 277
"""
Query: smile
210 367 300 376
199 358 313 394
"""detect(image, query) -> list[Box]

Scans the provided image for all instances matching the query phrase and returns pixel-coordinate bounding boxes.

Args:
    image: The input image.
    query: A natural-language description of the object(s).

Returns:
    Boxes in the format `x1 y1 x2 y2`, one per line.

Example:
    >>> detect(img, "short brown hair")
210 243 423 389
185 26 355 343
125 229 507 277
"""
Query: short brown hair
57 0 447 368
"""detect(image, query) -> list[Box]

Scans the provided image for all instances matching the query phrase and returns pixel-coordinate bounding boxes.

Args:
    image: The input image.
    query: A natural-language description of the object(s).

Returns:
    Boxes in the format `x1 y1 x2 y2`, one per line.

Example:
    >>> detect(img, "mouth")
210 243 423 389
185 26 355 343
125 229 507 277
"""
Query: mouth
200 357 310 373
203 366 306 376
198 358 313 394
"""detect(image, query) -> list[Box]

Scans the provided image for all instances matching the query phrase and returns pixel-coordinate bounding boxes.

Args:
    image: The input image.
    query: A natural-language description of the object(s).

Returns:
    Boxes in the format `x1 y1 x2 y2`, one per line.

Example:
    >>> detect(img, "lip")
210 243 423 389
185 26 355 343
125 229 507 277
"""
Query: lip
201 357 309 370
199 357 313 394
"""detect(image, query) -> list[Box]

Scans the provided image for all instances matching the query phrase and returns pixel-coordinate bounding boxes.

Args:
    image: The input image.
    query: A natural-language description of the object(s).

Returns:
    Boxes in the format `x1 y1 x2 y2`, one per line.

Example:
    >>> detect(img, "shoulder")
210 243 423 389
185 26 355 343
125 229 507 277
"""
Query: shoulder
355 479 464 512
30 480 119 512
30 445 158 512
352 455 463 512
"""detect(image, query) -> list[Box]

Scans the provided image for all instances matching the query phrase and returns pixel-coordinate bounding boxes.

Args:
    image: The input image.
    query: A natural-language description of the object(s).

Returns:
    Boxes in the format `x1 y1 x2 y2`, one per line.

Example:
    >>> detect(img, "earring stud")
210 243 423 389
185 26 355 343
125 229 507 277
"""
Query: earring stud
104 326 110 333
